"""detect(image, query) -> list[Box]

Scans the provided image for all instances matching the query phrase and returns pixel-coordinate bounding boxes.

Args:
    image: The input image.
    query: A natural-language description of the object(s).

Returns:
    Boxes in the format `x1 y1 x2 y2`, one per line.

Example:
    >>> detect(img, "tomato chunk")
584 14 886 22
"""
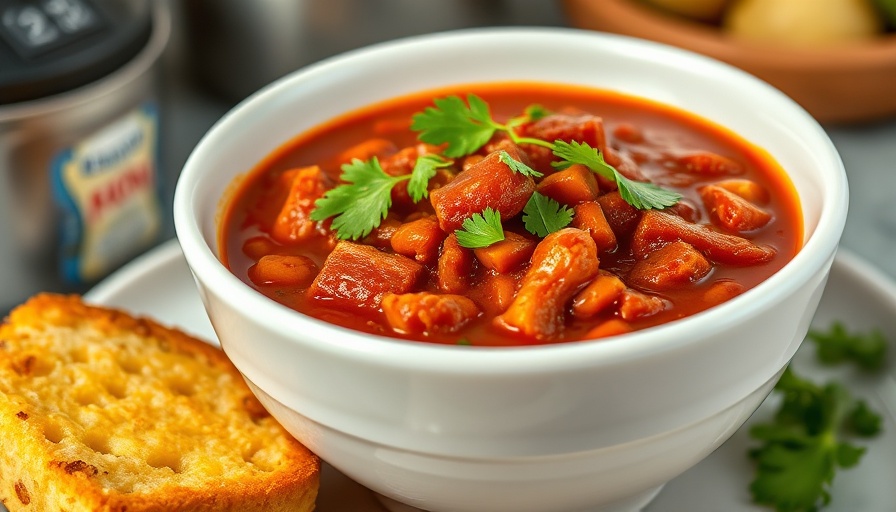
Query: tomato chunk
628 240 712 292
515 112 607 172
308 242 424 310
270 166 329 244
700 184 772 233
494 228 599 340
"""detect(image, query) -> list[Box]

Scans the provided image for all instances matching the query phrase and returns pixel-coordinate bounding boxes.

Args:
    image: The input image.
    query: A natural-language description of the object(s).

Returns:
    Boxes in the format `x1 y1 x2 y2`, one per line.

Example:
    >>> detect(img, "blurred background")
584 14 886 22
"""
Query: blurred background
2 0 896 313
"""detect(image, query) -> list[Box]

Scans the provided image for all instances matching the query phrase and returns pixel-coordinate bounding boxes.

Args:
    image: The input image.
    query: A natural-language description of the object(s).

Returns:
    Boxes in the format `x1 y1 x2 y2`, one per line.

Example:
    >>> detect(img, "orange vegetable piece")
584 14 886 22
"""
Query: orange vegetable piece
700 184 772 233
627 240 712 292
631 210 775 265
242 236 282 261
673 151 744 175
470 273 518 316
595 191 641 239
270 166 329 245
430 145 535 232
473 232 536 273
714 178 770 204
336 138 397 165
248 255 318 287
494 228 599 340
307 241 424 311
571 270 626 319
362 214 403 249
516 113 608 172
390 217 446 264
536 164 600 206
572 201 617 253
618 288 668 321
584 319 633 339
703 280 746 306
438 234 473 294
382 292 480 336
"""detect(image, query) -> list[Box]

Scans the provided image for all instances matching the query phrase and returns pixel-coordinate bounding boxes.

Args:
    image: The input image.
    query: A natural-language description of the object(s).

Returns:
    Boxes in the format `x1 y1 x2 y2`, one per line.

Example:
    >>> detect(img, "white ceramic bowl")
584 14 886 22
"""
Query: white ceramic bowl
174 28 848 512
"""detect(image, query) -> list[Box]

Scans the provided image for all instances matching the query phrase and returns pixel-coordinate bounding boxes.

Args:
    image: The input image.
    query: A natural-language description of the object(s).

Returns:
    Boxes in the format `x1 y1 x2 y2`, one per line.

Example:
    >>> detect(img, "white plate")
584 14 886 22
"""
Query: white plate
80 240 896 512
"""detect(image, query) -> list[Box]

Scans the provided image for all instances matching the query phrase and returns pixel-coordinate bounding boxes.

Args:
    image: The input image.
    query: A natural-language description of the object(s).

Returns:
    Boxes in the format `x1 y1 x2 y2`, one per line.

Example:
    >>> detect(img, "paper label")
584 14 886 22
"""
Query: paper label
52 103 162 283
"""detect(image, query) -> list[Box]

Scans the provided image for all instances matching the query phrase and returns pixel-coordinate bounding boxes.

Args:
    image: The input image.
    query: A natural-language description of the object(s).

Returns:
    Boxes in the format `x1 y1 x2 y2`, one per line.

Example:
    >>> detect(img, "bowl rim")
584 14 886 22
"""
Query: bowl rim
174 26 848 373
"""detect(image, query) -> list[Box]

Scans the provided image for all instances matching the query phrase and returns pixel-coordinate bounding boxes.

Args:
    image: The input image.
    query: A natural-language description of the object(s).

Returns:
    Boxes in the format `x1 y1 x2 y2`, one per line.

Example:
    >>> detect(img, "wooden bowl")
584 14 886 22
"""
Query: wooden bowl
563 0 896 124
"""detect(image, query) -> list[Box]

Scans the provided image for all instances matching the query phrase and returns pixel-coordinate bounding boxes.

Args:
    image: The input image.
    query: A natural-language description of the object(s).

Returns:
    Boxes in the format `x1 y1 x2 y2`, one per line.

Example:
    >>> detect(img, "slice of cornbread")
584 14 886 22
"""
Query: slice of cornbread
0 294 319 512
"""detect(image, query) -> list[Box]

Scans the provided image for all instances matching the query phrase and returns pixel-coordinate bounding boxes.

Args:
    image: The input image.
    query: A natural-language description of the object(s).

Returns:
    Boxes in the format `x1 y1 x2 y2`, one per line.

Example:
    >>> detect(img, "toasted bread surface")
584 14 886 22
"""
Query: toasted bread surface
0 294 319 512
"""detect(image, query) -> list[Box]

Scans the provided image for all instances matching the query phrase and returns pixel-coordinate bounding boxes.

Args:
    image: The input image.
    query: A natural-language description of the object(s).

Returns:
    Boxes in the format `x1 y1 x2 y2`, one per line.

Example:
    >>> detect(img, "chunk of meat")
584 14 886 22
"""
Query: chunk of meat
307 242 424 311
632 210 775 265
270 166 329 244
390 216 446 263
572 201 617 253
515 112 607 172
596 191 642 239
536 164 599 206
618 289 668 321
700 184 772 233
494 229 599 340
430 146 535 232
473 232 536 273
627 240 712 292
382 292 480 336
248 255 318 287
437 234 473 294
571 270 626 319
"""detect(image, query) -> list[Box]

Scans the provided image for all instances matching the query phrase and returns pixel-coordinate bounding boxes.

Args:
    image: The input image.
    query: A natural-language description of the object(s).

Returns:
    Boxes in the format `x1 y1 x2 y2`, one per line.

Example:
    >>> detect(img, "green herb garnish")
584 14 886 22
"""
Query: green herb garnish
497 150 543 178
808 321 888 371
455 207 505 249
522 192 573 238
411 94 680 210
748 324 887 512
310 155 448 240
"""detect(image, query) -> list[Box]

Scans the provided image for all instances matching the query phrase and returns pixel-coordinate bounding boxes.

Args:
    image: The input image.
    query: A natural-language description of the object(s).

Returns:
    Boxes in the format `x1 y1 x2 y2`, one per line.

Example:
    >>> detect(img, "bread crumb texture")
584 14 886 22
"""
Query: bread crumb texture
0 294 318 512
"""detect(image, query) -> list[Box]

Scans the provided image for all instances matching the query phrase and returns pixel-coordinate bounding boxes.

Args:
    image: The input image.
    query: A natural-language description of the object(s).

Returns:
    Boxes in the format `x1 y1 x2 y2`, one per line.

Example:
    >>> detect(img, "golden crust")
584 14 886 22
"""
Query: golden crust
0 294 319 512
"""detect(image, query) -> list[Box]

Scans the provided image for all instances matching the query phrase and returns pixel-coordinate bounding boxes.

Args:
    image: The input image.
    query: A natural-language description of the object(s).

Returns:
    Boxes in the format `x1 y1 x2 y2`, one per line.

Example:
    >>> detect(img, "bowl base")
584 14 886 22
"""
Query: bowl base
373 484 664 512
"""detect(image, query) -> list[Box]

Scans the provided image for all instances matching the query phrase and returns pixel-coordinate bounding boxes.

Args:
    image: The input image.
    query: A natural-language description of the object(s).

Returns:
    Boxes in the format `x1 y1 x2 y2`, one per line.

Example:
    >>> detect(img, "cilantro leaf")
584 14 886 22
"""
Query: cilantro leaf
847 400 882 437
522 192 573 238
524 104 550 121
497 150 543 178
408 154 452 202
411 95 498 158
809 321 888 371
552 140 681 210
455 208 505 248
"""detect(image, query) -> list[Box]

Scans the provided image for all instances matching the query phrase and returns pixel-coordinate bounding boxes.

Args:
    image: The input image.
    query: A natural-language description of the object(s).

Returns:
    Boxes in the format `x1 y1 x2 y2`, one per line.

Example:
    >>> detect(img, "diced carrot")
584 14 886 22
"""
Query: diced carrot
430 145 535 232
270 166 329 245
382 292 480 336
473 232 536 273
700 184 772 233
390 216 446 264
572 201 617 252
248 255 318 287
336 138 397 165
584 319 633 339
618 289 668 321
714 178 769 204
471 272 518 316
307 242 424 311
631 210 775 265
595 191 642 238
672 151 743 175
703 280 746 306
438 234 473 294
627 240 712 292
242 236 281 261
494 228 599 340
571 270 626 319
536 164 600 206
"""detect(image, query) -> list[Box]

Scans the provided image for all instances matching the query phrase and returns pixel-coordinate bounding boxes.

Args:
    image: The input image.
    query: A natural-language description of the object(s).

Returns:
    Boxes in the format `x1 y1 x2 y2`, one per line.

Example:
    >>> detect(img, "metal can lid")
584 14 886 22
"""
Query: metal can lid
0 0 152 105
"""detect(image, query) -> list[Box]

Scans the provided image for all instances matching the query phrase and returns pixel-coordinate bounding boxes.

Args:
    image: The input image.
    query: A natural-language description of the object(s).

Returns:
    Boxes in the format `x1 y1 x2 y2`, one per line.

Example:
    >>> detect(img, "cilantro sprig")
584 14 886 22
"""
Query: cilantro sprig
455 207 504 249
748 324 887 512
411 94 681 210
310 155 450 240
522 192 573 237
808 321 888 371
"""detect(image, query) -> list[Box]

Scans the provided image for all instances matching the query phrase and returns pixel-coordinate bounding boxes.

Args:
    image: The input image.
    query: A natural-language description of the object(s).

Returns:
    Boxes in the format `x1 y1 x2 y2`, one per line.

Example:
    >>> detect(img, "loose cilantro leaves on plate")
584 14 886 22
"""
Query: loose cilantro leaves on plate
455 208 505 249
808 321 888 371
523 192 573 238
748 324 888 512
311 156 448 240
552 140 681 210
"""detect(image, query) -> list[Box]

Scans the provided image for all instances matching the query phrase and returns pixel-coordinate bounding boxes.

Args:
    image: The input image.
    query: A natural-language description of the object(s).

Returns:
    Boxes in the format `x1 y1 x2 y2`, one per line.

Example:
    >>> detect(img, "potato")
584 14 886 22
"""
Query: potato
643 0 731 21
723 0 884 45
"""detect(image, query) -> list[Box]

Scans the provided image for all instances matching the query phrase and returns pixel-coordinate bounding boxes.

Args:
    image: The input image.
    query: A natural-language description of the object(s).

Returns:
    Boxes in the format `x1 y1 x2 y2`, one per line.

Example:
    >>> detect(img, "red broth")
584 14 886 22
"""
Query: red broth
220 82 802 346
